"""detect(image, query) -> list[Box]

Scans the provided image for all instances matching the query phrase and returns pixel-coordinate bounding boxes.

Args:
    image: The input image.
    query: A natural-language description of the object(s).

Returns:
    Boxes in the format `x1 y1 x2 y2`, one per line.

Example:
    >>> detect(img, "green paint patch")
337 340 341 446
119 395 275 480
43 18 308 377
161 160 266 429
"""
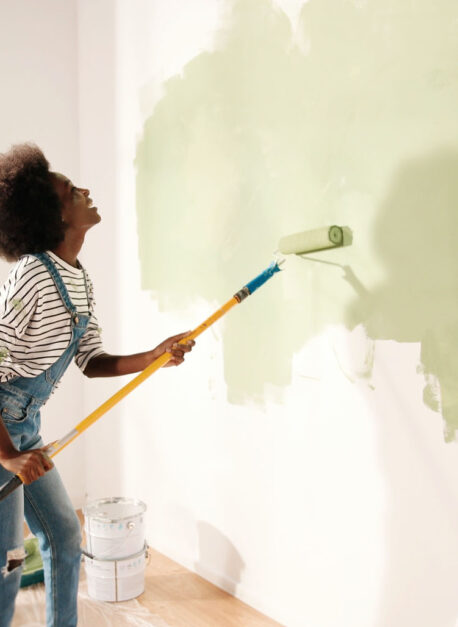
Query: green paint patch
0 346 9 364
11 298 24 311
135 0 458 440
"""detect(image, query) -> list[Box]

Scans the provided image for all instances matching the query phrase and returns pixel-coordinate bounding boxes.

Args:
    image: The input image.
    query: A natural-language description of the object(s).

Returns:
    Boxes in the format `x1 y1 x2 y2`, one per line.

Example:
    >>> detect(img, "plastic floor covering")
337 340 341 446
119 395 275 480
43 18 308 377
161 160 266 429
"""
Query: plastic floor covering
12 566 170 627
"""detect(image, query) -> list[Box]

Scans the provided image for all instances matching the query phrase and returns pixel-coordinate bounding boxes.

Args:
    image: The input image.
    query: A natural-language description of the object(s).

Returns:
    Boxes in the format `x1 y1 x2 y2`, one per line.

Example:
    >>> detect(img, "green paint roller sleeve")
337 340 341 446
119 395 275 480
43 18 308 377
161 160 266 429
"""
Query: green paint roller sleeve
279 226 343 255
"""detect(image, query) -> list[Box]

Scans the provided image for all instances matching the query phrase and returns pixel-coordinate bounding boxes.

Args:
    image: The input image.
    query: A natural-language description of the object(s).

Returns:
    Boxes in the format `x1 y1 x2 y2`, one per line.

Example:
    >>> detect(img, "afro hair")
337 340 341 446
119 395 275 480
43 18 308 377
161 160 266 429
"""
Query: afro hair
0 143 65 261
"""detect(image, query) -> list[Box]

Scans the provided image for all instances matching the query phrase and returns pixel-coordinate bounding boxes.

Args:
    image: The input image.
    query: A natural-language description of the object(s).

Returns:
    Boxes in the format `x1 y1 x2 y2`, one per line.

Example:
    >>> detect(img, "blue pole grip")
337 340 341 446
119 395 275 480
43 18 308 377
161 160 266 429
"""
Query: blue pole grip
245 261 282 294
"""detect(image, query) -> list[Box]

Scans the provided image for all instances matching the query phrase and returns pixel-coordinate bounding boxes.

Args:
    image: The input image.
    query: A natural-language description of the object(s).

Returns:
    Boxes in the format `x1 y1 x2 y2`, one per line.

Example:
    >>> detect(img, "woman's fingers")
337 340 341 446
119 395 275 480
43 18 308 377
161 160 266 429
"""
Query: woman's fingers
168 340 195 364
168 331 192 344
157 332 196 367
39 450 54 472
19 450 54 484
171 340 195 353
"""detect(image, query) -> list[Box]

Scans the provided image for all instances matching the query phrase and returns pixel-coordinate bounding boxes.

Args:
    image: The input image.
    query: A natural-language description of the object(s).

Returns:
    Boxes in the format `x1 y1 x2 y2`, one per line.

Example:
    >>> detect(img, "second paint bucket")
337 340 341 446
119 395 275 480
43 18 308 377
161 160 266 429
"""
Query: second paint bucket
83 497 146 560
83 544 147 602
83 497 147 602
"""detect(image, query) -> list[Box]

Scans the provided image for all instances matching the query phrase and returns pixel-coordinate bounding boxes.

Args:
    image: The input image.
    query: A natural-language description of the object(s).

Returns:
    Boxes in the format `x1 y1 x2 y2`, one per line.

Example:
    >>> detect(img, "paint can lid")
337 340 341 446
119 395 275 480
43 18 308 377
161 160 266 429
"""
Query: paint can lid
83 497 147 522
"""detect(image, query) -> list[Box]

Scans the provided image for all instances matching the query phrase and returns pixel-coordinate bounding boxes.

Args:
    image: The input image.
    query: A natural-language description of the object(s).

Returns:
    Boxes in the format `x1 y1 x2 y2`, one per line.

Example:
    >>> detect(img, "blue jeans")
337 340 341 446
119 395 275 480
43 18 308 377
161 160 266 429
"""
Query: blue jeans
0 252 90 626
0 436 82 627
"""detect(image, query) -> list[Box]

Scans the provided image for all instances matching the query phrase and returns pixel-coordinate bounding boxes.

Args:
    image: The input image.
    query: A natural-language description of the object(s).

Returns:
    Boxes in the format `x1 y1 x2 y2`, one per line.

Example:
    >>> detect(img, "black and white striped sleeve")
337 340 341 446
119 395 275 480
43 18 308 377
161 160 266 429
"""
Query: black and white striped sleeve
74 312 105 373
0 261 39 371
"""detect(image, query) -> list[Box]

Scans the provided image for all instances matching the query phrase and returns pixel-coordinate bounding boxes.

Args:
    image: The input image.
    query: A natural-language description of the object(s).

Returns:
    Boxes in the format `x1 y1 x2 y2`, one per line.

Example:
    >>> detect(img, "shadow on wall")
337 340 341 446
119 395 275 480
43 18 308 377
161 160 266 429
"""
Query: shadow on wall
194 521 245 596
347 151 458 442
135 0 458 440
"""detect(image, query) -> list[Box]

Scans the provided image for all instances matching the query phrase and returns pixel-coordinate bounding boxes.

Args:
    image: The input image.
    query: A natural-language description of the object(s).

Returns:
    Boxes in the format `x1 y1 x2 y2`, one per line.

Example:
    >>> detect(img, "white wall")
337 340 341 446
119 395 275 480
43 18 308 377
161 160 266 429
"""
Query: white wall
76 0 124 504
0 0 85 507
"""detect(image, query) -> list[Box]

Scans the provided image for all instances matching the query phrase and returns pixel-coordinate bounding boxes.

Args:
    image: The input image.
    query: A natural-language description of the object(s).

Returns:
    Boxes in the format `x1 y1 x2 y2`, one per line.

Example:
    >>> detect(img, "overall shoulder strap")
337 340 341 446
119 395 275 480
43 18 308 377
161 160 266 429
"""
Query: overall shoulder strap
30 252 78 321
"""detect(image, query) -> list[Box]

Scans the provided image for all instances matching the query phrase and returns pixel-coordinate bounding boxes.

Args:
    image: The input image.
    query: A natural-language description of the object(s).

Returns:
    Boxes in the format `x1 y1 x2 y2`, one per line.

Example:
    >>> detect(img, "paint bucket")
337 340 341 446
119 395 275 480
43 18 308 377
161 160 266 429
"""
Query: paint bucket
83 497 146 560
83 544 147 602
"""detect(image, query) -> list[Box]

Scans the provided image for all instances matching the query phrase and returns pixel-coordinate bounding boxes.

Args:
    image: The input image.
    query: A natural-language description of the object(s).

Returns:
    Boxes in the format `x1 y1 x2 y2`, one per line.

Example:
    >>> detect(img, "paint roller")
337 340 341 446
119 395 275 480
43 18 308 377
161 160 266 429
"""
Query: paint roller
279 225 365 296
278 225 344 255
0 225 347 501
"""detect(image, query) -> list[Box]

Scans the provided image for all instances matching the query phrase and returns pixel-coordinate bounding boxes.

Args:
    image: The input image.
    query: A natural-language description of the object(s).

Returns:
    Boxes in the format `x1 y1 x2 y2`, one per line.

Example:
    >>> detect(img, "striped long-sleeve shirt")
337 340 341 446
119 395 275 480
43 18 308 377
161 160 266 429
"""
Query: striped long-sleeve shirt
0 251 104 382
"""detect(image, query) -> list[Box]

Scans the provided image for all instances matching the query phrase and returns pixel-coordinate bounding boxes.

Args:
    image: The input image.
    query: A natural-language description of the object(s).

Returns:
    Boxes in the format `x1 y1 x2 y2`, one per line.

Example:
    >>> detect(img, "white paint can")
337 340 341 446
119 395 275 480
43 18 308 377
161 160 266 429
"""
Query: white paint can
83 545 147 602
83 497 146 559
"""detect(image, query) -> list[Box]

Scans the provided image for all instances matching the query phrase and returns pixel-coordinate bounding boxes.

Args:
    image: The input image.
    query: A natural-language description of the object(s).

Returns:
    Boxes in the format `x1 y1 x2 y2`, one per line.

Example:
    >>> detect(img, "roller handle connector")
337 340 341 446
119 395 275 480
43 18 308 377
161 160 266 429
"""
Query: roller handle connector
0 474 23 502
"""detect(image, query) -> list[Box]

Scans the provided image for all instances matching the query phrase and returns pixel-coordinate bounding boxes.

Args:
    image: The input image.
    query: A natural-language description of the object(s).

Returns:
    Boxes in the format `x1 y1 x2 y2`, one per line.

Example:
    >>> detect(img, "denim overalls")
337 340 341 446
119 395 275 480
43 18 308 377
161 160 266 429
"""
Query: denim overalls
0 252 90 627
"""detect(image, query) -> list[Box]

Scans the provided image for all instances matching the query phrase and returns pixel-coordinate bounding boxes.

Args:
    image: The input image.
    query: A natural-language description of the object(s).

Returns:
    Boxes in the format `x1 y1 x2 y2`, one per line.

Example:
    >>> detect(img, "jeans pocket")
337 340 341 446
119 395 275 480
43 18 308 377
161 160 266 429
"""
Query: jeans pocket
1 404 28 423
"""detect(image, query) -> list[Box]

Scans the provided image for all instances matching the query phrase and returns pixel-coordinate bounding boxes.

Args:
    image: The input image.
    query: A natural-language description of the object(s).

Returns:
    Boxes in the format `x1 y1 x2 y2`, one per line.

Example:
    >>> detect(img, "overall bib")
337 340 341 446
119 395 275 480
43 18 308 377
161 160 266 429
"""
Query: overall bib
0 252 90 627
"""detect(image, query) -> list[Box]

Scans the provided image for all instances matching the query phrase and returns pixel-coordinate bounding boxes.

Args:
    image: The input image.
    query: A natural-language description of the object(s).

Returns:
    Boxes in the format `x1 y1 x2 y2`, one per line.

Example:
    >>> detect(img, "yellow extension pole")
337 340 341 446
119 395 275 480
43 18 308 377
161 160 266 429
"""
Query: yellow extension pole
0 260 281 500
46 295 239 459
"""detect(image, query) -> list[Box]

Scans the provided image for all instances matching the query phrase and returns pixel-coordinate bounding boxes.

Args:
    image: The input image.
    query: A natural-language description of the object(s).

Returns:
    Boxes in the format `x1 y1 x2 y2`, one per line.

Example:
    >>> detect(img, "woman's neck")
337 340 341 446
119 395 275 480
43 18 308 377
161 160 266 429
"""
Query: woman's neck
51 233 85 268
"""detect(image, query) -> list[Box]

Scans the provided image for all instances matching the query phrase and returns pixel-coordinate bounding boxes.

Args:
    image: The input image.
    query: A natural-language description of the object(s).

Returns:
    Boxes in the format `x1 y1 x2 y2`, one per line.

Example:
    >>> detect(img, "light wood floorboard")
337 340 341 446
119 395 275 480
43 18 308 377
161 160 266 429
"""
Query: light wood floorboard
139 547 282 627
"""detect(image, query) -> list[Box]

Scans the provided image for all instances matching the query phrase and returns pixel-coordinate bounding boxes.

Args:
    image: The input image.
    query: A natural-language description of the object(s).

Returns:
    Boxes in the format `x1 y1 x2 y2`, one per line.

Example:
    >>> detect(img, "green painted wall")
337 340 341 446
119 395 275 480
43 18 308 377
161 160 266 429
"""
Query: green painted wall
135 0 458 440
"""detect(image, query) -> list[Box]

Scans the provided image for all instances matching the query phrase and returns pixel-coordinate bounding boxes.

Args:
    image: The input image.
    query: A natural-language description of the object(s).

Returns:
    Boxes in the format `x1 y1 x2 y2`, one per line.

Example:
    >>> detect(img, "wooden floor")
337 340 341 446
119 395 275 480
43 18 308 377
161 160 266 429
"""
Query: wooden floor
140 547 281 627
75 512 282 627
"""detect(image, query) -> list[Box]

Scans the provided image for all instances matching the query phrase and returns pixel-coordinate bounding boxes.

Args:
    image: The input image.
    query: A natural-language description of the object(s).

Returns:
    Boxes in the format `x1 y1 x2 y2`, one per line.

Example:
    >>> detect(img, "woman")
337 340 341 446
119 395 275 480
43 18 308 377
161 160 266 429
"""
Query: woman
0 144 195 626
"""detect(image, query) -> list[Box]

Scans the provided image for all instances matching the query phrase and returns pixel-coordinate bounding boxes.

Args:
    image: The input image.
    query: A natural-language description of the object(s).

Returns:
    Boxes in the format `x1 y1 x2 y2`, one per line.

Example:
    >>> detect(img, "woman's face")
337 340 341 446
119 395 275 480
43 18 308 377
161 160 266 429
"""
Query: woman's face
51 172 101 231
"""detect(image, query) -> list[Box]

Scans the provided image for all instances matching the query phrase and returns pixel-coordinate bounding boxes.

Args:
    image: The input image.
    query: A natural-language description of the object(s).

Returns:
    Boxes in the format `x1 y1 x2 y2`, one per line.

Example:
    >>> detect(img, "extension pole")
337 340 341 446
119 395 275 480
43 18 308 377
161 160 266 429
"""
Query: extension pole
0 261 281 501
